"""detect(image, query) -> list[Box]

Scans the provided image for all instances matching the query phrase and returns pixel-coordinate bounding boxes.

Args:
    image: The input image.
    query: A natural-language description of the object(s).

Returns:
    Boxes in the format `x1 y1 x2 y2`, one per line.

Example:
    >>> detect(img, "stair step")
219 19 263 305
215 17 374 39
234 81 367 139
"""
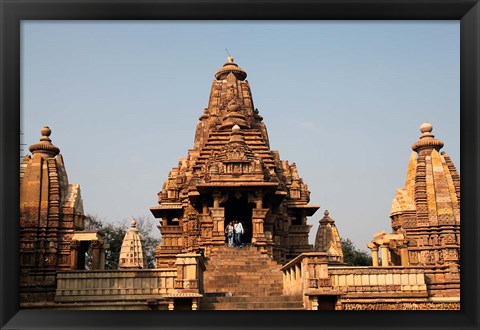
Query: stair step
201 244 288 309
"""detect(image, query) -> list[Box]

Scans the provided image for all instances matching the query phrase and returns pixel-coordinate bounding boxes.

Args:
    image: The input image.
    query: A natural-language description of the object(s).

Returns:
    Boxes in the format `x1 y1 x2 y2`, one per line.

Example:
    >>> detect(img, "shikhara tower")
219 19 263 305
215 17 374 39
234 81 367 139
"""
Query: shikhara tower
151 57 319 266
368 123 460 297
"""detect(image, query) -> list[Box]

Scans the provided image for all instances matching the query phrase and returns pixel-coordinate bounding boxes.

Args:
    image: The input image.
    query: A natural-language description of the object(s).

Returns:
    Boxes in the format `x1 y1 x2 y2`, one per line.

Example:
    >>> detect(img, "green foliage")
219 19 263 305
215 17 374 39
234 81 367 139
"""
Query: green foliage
341 238 373 266
84 215 160 269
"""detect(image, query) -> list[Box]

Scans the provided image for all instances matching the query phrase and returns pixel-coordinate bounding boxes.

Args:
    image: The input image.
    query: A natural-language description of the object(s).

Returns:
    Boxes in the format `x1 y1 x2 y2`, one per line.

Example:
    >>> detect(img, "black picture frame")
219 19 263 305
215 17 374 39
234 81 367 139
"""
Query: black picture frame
1 1 478 329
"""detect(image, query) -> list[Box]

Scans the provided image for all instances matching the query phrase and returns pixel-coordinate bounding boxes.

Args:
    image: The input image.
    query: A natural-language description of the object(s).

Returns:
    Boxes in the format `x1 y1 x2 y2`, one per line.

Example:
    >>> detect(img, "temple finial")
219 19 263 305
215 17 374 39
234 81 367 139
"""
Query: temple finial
225 48 234 63
215 54 246 81
29 125 60 157
420 122 433 134
412 122 444 153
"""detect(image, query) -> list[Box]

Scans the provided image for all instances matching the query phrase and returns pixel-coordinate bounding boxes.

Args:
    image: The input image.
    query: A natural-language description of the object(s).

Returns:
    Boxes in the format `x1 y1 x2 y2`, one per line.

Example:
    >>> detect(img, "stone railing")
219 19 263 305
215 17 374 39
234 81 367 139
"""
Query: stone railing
55 253 205 310
281 252 337 309
281 252 429 310
328 266 428 297
55 269 177 301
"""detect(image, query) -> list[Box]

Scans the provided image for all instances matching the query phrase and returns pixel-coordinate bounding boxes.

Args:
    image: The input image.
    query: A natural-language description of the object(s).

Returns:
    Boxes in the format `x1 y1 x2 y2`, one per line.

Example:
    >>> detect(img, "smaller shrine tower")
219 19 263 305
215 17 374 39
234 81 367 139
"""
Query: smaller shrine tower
368 123 460 297
314 210 344 263
119 219 147 269
20 126 104 303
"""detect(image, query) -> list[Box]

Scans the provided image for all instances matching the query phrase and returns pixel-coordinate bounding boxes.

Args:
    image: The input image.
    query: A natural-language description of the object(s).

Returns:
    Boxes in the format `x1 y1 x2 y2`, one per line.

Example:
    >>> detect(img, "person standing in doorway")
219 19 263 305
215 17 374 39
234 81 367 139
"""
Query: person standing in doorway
225 221 234 247
234 220 244 248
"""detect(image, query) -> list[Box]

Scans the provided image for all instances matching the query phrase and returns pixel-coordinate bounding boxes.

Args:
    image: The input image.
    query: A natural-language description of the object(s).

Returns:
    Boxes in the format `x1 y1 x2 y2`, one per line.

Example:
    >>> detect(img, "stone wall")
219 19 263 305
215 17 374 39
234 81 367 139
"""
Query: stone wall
280 252 458 310
19 253 206 310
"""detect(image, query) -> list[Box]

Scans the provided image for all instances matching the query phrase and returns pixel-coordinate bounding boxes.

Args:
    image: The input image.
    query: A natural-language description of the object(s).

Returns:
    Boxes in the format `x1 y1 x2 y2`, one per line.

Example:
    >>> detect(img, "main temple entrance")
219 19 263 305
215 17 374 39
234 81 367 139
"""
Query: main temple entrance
222 193 254 244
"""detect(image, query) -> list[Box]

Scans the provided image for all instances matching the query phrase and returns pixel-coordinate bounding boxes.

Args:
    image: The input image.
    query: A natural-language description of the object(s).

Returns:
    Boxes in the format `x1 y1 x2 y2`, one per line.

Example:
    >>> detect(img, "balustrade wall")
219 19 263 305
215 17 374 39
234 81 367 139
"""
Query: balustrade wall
281 252 435 310
54 253 205 310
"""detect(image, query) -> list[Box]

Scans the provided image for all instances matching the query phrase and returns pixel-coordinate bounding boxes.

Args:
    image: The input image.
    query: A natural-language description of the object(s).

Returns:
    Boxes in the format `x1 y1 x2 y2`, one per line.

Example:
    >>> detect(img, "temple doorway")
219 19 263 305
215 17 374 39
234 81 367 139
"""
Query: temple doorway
317 296 337 310
223 193 254 244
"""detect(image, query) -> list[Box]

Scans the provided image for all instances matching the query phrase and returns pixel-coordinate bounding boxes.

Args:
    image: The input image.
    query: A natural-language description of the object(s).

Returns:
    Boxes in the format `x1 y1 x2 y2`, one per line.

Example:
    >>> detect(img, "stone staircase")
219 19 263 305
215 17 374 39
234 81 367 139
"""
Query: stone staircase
200 245 304 310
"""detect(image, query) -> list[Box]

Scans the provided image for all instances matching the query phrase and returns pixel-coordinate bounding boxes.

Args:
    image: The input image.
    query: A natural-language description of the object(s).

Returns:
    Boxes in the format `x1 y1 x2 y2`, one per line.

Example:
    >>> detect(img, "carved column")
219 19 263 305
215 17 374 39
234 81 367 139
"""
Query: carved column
210 202 225 246
99 243 108 270
335 299 343 310
251 208 268 247
91 240 103 270
202 199 209 215
254 191 263 209
192 298 198 311
311 296 319 310
69 240 80 270
368 244 379 267
380 244 390 267
212 192 221 208
399 243 409 266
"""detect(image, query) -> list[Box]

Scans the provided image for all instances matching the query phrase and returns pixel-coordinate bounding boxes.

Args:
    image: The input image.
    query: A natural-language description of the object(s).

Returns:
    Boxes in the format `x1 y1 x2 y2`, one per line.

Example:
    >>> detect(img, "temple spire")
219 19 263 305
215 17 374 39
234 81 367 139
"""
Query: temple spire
119 219 147 269
314 210 344 263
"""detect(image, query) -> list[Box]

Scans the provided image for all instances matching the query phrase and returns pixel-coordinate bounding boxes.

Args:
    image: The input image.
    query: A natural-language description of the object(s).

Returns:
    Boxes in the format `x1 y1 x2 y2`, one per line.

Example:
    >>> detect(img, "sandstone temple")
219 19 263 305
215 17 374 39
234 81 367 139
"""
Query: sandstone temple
150 56 318 268
18 57 460 310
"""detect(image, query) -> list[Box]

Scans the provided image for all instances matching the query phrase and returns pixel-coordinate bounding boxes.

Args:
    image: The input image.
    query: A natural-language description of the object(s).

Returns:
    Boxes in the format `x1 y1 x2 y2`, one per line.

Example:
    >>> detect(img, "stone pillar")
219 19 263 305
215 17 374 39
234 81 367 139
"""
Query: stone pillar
399 244 409 266
335 299 343 310
380 244 389 267
175 253 206 294
210 207 225 245
192 298 198 311
99 243 108 270
371 246 379 267
202 200 209 215
213 192 221 208
254 191 263 209
311 297 319 310
69 240 80 270
91 240 103 270
251 208 268 247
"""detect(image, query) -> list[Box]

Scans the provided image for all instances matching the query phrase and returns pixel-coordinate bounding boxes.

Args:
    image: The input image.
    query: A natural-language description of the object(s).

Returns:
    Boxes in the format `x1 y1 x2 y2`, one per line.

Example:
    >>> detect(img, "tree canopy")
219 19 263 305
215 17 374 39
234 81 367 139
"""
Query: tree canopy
340 238 373 266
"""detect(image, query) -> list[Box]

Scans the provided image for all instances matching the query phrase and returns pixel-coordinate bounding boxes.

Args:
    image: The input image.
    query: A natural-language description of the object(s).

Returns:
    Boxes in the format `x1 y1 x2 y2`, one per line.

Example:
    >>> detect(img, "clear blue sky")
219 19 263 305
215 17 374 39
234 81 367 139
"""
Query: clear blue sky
21 21 460 251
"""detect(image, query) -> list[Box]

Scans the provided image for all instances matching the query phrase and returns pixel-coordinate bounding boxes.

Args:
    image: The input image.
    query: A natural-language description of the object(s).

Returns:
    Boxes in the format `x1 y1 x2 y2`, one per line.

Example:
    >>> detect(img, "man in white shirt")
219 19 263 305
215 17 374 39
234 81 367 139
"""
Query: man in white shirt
233 220 244 248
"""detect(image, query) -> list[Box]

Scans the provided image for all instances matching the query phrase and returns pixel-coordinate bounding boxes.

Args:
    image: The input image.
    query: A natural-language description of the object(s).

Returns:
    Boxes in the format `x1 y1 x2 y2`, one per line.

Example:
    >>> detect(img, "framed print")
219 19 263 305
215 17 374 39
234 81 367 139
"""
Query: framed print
1 1 479 329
